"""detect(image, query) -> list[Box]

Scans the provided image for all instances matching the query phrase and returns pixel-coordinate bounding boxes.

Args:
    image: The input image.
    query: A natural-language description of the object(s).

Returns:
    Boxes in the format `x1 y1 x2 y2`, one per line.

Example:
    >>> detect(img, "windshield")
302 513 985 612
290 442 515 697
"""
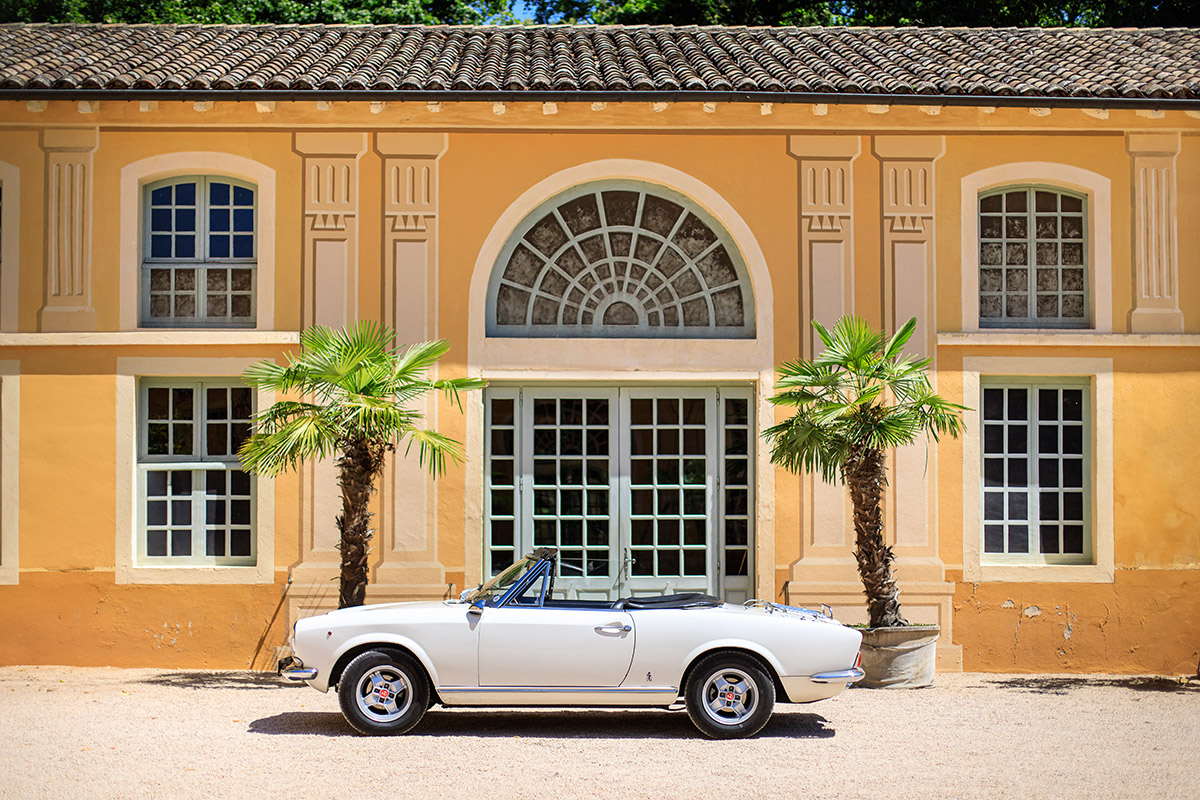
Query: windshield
462 554 537 604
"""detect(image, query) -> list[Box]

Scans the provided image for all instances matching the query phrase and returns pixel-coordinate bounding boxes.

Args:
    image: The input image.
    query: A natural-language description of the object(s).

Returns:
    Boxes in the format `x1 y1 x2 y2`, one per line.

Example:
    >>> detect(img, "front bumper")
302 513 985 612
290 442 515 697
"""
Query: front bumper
278 656 318 682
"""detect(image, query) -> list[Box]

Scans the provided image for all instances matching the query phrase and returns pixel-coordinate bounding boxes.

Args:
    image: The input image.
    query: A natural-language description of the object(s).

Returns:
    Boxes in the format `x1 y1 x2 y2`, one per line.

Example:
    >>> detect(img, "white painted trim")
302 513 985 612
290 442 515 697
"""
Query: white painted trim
939 332 1200 347
114 356 275 585
0 161 20 332
0 331 298 347
119 152 276 331
959 163 1112 333
961 356 1115 584
465 159 776 599
0 361 19 585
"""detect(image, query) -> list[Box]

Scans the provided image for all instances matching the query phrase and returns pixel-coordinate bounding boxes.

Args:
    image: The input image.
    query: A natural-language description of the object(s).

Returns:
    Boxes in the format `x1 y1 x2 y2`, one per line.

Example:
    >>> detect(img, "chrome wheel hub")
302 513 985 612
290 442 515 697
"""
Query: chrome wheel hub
356 666 412 722
701 668 758 726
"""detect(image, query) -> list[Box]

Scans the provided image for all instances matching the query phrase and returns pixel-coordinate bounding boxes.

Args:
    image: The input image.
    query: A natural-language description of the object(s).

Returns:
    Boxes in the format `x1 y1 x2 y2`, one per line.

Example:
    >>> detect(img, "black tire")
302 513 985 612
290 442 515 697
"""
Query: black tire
684 652 775 739
337 649 430 735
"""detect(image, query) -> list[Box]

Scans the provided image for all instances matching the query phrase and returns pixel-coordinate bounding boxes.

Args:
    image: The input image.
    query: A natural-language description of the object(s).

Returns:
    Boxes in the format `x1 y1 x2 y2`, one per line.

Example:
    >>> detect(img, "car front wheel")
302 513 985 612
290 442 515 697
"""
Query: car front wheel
337 649 430 735
684 653 775 739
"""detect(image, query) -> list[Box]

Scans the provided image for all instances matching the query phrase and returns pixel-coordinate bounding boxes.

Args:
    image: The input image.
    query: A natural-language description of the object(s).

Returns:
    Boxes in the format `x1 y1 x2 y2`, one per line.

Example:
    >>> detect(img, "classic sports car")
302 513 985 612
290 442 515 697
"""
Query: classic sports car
282 548 864 739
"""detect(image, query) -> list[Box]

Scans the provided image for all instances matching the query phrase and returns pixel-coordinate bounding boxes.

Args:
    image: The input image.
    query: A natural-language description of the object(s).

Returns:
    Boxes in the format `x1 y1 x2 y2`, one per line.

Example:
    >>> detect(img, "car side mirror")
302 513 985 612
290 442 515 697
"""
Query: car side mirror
467 599 484 616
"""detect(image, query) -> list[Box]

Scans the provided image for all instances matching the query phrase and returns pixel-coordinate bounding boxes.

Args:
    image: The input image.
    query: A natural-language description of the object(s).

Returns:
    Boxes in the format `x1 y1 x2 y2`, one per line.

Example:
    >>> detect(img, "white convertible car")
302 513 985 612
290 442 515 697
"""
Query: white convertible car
283 548 864 738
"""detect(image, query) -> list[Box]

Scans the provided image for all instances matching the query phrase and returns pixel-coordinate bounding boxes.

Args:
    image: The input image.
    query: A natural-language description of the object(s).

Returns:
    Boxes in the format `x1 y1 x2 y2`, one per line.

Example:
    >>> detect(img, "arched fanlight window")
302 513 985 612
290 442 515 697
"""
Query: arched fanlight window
487 181 754 338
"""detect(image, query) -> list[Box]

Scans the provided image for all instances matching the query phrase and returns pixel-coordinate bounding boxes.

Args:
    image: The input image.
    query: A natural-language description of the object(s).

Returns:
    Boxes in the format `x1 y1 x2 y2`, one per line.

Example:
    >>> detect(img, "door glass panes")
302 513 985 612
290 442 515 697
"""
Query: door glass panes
485 387 753 600
979 187 1087 328
722 398 751 577
629 397 708 579
981 380 1088 562
530 396 612 579
487 397 518 573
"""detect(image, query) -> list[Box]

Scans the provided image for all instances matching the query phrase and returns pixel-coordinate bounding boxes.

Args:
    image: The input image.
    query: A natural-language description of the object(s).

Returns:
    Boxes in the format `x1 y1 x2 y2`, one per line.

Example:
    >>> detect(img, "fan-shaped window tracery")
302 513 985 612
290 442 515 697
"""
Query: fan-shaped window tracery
487 182 754 338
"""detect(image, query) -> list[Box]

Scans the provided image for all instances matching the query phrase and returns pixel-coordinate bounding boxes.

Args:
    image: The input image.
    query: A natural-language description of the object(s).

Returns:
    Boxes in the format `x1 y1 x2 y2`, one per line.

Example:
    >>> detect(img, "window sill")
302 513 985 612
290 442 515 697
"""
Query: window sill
0 331 299 347
939 331 1200 348
116 563 274 585
969 562 1114 583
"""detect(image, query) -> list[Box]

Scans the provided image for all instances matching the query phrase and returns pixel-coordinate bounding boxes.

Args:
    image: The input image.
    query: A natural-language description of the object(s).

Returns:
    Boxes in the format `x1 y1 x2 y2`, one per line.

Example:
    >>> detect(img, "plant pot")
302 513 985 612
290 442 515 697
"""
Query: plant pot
858 624 940 688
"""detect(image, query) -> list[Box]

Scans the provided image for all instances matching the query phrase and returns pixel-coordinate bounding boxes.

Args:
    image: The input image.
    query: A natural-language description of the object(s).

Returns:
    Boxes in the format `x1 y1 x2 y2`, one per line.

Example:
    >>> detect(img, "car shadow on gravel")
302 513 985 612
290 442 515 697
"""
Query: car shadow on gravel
984 676 1198 695
248 708 836 740
139 671 306 690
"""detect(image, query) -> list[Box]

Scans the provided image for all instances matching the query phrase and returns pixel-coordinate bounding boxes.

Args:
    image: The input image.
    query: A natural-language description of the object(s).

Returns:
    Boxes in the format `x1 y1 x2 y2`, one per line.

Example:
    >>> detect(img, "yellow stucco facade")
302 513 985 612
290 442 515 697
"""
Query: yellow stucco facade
0 97 1196 674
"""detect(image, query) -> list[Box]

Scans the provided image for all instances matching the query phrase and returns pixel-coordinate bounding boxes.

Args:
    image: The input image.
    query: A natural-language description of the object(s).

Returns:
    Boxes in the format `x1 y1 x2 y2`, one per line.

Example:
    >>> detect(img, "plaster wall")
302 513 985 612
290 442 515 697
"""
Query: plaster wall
0 100 1196 672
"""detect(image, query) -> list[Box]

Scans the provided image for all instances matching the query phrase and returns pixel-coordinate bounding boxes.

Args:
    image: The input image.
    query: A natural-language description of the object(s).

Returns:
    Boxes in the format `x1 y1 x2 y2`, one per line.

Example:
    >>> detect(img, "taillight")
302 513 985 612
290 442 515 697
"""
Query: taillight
854 651 862 669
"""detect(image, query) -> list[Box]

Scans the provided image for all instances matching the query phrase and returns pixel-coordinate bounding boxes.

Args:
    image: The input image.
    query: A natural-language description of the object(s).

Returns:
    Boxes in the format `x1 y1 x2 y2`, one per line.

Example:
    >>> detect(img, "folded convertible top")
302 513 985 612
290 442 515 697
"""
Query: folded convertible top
617 593 723 610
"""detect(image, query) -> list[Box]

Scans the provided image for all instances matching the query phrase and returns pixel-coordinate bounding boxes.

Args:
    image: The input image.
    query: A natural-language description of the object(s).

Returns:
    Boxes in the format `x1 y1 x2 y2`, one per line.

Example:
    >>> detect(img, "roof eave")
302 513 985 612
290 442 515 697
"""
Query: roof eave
0 88 1196 109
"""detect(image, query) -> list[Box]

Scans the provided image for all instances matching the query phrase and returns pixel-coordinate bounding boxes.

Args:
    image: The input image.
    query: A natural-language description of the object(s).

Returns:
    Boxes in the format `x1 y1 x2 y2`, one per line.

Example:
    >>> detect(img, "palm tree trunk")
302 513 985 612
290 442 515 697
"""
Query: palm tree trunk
335 437 388 609
844 446 908 628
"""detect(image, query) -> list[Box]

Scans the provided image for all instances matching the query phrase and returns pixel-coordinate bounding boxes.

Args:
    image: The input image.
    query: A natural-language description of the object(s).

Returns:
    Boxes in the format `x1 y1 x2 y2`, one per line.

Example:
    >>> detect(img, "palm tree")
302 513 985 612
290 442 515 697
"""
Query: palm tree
239 323 485 609
763 316 964 628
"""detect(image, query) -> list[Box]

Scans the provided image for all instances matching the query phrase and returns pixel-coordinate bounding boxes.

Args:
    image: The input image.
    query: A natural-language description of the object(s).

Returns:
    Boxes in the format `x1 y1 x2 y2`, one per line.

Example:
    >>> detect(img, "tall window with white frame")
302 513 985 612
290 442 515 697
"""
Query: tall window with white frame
979 187 1087 328
981 379 1090 563
138 381 255 565
142 177 256 327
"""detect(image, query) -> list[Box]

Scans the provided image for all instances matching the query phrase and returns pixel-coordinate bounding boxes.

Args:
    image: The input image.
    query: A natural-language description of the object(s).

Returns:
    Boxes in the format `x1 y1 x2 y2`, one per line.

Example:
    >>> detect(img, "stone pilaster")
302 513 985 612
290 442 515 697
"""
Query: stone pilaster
783 136 866 622
371 133 450 601
289 133 367 617
38 129 97 331
1127 133 1184 333
873 135 958 669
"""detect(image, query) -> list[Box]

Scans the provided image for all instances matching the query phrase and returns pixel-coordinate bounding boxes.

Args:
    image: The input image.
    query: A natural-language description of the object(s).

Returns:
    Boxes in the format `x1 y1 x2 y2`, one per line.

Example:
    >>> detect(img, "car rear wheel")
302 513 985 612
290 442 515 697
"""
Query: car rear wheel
338 649 429 735
684 653 775 739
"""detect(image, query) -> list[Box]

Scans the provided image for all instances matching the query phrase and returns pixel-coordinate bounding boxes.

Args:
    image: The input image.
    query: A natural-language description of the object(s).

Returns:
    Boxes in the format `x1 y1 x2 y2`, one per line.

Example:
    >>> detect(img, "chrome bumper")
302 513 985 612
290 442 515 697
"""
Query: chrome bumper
810 667 866 684
278 656 318 682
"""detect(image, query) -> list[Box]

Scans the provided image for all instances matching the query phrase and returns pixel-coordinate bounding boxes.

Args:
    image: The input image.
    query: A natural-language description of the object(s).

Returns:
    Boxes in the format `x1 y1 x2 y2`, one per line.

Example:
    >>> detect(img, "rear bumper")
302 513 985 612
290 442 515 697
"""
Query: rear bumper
780 668 864 704
811 667 866 684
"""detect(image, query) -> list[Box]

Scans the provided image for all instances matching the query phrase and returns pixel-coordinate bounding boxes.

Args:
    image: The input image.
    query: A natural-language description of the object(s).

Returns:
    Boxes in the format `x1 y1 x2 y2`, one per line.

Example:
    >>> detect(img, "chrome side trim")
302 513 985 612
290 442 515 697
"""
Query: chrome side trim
282 667 318 681
810 667 865 684
439 686 676 694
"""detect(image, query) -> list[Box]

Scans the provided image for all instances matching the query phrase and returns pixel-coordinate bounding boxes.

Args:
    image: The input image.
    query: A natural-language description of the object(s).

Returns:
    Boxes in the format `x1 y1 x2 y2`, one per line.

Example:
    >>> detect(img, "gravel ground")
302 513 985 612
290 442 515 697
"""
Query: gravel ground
1 666 1196 800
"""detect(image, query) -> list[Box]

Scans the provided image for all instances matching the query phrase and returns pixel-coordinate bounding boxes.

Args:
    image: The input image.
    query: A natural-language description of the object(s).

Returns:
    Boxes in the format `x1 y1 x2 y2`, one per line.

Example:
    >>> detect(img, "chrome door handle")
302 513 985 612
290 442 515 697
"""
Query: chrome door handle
594 623 632 634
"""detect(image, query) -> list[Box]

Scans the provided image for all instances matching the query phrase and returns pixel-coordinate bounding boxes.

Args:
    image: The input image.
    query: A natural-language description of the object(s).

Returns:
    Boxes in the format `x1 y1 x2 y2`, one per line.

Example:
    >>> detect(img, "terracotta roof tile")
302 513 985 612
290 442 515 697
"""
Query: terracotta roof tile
1 23 1198 100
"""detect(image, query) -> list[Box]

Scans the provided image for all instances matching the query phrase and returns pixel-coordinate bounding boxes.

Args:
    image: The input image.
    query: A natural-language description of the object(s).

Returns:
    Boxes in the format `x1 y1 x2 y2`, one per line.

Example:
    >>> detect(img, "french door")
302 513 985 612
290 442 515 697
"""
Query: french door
485 386 753 602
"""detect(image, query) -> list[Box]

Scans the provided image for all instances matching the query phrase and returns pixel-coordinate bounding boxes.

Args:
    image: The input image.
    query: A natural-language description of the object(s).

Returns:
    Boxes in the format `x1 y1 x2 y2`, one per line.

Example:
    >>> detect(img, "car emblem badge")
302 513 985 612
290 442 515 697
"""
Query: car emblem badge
726 692 735 701
380 689 389 699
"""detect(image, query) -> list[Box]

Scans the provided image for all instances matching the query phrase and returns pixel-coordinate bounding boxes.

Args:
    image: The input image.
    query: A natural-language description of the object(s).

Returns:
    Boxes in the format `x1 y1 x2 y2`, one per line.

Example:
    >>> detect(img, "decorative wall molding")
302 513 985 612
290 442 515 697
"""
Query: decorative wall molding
1126 132 1184 333
39 128 97 331
0 160 20 332
373 132 448 595
787 135 860 561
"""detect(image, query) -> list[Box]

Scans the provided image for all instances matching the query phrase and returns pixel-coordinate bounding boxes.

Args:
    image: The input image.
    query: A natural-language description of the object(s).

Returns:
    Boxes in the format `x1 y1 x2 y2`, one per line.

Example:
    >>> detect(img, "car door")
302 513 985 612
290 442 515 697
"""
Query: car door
477 605 636 687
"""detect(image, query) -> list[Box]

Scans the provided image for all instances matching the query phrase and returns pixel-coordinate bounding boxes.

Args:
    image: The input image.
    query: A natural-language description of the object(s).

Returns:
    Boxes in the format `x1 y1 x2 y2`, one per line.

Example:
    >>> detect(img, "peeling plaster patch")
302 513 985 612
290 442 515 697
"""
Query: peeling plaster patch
316 101 334 111
760 103 772 115
542 102 558 115
1001 599 1015 609
702 102 717 113
651 102 668 113
426 102 442 113
370 102 386 114
1024 606 1042 618
1136 109 1165 119
1064 621 1073 639
1029 107 1051 117
255 101 275 114
78 100 99 114
979 106 997 114
193 100 213 112
590 101 607 111
492 102 506 115
26 100 47 112
812 104 828 116
1084 108 1109 120
139 101 158 113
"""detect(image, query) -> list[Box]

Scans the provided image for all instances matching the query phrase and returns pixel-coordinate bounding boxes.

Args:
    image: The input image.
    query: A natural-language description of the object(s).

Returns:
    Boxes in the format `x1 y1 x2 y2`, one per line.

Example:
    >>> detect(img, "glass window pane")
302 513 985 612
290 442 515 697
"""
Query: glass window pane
151 186 172 205
174 182 195 205
210 235 230 259
233 185 254 206
232 235 254 259
209 182 230 206
210 208 230 232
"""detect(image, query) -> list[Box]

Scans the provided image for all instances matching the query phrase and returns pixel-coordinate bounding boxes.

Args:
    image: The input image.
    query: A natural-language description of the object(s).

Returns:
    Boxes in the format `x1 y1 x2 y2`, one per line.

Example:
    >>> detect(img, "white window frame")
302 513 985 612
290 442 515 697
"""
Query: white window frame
119 152 276 333
960 162 1112 333
140 176 257 328
116 357 275 585
977 185 1089 329
962 356 1114 583
136 379 256 566
0 361 19 585
978 377 1091 565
